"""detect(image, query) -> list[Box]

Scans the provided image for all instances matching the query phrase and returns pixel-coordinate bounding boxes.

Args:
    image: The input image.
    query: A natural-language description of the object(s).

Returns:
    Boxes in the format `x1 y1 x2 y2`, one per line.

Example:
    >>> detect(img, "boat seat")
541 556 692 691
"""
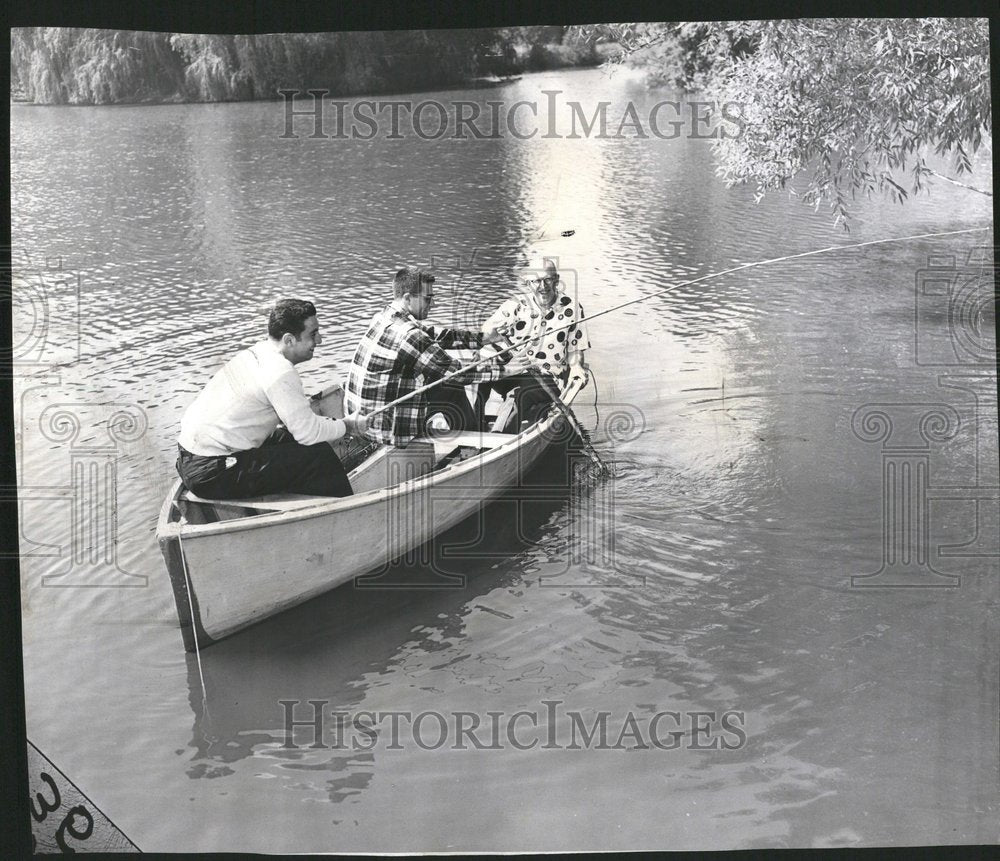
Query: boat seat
178 489 329 512
413 430 518 454
490 389 519 434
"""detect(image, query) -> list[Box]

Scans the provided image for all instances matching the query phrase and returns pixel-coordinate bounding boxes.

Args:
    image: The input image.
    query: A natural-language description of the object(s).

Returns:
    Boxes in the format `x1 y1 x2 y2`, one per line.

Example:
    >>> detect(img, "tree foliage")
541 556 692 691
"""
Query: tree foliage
580 18 992 227
11 28 186 103
11 26 591 105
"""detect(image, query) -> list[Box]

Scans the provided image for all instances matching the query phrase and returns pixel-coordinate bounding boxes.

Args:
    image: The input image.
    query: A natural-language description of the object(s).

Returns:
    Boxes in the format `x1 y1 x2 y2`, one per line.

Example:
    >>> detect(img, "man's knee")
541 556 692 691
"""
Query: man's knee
302 443 353 497
427 399 470 431
428 384 476 432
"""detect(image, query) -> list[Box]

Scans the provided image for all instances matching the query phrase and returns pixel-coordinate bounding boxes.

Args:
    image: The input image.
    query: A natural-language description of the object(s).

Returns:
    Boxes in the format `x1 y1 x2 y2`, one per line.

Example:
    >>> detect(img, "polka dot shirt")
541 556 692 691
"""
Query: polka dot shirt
482 287 591 375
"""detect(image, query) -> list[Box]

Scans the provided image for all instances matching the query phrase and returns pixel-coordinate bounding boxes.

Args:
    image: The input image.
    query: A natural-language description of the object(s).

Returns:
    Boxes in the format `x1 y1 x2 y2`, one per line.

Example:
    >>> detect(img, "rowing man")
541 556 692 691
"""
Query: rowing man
344 267 527 447
478 259 590 431
176 298 368 498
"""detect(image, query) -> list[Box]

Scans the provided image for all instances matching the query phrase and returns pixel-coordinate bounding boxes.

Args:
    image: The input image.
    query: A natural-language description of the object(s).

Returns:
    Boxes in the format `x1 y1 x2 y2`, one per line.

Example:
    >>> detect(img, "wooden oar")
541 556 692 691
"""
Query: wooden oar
522 368 611 477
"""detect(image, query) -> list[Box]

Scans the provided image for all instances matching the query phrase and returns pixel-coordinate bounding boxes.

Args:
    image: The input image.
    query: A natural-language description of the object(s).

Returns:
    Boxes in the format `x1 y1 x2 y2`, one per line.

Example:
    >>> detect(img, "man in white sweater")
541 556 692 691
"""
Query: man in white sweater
176 298 367 498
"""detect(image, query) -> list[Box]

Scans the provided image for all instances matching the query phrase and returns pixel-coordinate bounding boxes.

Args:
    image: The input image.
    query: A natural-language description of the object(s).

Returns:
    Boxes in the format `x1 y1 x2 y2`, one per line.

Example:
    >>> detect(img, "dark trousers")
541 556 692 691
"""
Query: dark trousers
176 428 353 499
425 382 478 433
477 371 561 432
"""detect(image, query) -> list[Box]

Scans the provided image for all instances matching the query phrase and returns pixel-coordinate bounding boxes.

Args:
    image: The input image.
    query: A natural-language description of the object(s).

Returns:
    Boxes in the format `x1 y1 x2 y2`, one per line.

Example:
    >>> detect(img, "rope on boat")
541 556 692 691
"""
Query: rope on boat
175 508 211 721
367 225 992 419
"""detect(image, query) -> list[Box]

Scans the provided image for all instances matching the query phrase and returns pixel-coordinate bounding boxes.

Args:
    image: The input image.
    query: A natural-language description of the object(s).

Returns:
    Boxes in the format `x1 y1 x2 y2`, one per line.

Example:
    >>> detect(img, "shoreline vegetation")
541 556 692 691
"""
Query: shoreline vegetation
10 26 616 106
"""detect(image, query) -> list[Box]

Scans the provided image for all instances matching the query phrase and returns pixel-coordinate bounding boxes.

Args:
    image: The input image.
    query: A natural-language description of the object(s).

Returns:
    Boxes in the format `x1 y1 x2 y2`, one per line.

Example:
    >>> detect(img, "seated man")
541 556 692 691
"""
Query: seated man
176 298 368 499
478 259 590 431
344 267 526 447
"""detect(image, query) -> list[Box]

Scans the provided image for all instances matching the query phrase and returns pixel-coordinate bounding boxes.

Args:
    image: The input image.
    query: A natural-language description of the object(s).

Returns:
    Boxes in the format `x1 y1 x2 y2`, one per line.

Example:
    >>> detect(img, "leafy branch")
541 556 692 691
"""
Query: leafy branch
594 18 991 228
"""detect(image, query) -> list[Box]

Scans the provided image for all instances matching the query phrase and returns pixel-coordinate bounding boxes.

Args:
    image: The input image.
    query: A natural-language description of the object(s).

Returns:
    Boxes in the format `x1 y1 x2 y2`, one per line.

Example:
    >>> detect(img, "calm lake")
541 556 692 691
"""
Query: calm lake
11 67 997 851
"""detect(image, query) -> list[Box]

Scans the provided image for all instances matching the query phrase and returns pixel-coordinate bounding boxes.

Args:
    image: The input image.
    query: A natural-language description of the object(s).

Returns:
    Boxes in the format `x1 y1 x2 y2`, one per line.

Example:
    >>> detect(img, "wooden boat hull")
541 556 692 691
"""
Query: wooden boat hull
157 376 583 651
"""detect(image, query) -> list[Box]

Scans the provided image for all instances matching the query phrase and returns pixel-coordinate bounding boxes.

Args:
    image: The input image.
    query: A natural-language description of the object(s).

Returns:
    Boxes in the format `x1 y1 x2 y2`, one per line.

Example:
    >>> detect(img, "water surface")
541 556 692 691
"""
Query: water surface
12 68 997 851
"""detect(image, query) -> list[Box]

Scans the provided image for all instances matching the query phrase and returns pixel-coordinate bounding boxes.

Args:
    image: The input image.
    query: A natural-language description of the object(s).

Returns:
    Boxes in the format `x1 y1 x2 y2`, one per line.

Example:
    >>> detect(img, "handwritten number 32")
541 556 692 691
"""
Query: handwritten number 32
30 772 94 853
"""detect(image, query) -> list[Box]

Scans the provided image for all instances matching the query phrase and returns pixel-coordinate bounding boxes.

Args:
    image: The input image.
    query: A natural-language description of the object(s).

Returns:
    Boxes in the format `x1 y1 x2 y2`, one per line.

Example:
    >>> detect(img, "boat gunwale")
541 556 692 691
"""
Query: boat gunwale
155 377 582 540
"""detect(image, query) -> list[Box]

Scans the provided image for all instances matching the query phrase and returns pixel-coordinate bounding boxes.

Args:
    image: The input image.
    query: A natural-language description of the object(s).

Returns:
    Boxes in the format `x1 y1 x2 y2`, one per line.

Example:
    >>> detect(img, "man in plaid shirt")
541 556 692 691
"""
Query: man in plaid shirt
345 267 526 447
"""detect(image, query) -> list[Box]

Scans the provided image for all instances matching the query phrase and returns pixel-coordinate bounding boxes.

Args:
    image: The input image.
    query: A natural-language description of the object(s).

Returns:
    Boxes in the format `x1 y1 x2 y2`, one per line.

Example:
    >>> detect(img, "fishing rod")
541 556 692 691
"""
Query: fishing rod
365 224 991 420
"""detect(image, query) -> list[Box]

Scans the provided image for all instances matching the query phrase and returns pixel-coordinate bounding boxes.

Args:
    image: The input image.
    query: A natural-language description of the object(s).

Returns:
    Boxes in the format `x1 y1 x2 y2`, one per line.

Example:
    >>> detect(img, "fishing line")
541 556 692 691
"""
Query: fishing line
530 173 562 245
577 225 993 324
367 224 991 418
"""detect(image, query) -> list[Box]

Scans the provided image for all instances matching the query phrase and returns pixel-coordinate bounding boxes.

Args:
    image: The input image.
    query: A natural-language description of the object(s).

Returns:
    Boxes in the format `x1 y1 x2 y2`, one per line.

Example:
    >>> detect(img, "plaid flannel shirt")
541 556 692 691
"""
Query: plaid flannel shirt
344 303 501 447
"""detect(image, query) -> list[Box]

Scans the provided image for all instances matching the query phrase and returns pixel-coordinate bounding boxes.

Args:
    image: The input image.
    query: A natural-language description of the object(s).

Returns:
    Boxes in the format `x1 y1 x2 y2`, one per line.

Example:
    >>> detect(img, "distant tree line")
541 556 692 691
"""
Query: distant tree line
10 26 601 105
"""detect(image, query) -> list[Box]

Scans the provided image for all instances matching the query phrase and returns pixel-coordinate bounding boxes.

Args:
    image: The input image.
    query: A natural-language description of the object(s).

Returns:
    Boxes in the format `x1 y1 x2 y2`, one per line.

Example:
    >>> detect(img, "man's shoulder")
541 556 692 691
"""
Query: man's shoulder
355 307 428 360
372 304 400 320
227 342 257 360
367 305 417 334
247 342 297 382
384 307 426 339
219 342 263 373
555 289 583 310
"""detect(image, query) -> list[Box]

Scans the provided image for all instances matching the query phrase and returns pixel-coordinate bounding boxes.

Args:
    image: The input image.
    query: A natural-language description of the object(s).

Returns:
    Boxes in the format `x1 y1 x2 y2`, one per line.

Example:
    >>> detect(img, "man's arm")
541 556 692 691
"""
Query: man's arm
574 303 592 352
265 369 348 445
567 350 589 387
480 299 519 342
421 324 487 351
403 328 504 386
565 302 591 386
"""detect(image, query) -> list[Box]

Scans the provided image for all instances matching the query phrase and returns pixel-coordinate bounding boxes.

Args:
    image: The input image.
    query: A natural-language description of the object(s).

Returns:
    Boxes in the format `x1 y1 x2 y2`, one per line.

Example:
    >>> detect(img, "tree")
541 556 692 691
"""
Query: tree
11 28 185 103
584 18 992 228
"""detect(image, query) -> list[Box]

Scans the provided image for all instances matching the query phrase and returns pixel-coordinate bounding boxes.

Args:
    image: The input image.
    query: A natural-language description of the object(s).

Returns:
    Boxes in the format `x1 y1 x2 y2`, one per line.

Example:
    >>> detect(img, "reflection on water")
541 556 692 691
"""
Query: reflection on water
184 445 581 811
12 68 996 851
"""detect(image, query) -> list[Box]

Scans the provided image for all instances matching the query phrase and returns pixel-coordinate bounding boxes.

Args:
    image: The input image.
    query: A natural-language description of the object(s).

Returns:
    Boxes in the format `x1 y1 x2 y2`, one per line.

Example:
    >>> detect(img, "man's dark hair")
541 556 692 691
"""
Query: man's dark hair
268 298 317 339
393 267 435 299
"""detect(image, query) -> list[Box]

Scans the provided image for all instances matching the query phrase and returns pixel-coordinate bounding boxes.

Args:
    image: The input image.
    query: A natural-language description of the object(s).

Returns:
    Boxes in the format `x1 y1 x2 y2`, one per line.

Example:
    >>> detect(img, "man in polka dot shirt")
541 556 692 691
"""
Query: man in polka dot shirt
478 259 590 431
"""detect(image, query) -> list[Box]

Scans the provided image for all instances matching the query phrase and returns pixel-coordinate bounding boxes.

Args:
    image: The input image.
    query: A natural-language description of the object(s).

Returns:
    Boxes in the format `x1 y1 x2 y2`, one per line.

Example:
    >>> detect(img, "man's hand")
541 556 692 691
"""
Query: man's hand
343 411 370 437
483 312 516 339
502 354 531 376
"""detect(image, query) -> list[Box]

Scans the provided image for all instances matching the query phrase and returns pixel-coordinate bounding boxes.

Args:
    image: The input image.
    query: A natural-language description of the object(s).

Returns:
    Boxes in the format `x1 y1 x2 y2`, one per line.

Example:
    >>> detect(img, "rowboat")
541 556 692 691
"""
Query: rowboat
156 373 586 652
468 74 523 88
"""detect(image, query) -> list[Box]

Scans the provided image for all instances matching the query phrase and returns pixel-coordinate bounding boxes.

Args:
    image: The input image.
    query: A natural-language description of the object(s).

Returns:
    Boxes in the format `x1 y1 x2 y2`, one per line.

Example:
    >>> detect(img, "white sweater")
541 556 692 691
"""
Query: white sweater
178 341 346 456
